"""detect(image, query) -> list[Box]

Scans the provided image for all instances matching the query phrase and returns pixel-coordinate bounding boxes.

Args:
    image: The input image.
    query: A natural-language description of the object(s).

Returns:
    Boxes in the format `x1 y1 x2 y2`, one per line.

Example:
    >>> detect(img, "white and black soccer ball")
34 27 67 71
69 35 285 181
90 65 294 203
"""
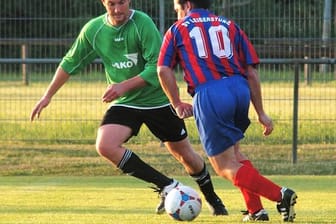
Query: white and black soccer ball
164 185 202 221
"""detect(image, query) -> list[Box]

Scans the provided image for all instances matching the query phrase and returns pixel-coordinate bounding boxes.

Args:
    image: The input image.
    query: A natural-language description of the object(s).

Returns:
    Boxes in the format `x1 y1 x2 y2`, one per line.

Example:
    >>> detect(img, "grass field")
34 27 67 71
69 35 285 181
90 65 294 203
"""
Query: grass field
0 142 335 223
0 71 335 223
0 72 335 144
0 142 335 176
0 176 335 224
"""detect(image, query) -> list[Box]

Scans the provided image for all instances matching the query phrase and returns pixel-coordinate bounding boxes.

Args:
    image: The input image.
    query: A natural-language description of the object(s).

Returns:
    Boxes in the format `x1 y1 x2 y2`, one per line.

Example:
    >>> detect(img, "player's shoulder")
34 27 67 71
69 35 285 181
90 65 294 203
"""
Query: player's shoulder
82 14 106 32
130 10 154 24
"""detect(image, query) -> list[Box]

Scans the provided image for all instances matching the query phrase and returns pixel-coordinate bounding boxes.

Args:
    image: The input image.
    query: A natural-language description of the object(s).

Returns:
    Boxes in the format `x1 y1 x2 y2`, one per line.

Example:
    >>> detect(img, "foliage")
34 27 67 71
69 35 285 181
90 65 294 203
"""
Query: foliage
0 0 104 38
228 0 328 38
0 0 334 39
1 0 335 66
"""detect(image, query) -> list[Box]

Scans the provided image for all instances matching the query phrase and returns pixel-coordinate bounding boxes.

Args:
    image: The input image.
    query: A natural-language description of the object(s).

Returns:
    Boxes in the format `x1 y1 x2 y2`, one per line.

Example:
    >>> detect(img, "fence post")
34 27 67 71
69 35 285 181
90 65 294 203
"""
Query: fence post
21 44 29 85
292 64 299 164
304 56 311 85
320 0 332 73
159 0 165 34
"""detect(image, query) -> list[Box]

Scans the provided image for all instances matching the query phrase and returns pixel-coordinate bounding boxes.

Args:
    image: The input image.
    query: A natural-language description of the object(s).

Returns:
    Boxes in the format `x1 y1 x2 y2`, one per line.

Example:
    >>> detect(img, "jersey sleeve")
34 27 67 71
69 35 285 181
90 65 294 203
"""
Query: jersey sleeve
237 28 259 66
158 26 178 68
60 23 98 75
137 16 163 87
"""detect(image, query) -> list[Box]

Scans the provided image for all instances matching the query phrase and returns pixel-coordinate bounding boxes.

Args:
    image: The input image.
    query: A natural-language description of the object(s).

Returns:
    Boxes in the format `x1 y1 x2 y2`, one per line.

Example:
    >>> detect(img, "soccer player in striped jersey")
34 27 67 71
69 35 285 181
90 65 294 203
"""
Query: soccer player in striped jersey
30 0 228 216
158 0 297 222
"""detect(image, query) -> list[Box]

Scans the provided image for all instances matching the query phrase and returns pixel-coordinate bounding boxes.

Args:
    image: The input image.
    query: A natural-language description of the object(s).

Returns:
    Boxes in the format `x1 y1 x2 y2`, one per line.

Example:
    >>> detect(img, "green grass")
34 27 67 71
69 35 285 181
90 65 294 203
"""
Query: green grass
0 176 335 224
0 70 335 222
0 70 335 144
0 142 335 176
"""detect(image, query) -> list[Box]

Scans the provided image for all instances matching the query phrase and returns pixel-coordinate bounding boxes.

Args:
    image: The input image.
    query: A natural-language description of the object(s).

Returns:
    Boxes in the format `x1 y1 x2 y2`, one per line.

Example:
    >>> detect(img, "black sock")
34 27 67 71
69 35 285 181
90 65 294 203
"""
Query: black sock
118 149 173 189
190 163 217 200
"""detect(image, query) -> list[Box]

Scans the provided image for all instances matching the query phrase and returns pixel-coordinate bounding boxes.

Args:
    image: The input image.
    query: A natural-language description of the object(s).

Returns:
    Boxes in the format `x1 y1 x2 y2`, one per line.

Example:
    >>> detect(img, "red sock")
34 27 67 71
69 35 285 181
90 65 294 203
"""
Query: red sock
234 164 282 202
239 160 263 214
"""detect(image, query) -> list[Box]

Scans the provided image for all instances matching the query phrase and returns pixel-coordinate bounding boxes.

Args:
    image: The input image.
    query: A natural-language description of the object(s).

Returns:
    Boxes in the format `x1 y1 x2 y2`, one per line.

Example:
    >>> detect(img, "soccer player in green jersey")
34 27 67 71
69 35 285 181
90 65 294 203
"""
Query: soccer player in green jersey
30 0 227 216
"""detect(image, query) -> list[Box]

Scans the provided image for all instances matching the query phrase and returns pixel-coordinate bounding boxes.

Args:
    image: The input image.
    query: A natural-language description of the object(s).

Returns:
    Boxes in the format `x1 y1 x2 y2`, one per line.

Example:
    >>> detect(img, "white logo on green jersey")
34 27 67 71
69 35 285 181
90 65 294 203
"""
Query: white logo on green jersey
112 53 138 69
114 37 124 42
125 53 138 65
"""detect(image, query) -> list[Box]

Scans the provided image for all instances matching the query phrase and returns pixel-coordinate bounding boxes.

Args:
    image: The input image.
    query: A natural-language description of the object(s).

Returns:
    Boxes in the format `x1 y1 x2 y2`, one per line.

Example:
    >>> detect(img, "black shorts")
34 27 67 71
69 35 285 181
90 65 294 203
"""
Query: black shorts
100 105 188 142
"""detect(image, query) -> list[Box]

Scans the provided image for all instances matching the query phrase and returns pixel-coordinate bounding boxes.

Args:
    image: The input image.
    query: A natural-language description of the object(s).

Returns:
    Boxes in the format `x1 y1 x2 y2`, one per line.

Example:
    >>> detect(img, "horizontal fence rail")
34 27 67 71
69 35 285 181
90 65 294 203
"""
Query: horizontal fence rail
1 58 336 64
0 57 335 164
1 0 335 164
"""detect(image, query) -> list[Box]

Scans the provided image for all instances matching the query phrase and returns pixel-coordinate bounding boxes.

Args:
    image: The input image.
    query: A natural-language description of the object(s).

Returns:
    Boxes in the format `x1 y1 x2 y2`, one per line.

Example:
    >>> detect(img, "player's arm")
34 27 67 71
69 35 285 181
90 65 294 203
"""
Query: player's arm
31 24 96 121
137 15 163 88
157 66 181 107
238 27 273 136
30 67 70 121
102 76 147 103
246 65 273 136
157 66 193 119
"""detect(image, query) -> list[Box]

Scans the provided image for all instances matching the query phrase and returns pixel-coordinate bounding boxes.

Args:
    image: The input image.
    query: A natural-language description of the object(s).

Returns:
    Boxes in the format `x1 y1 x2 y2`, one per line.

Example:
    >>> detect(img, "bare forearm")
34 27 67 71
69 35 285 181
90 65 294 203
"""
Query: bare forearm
121 75 147 92
157 66 181 108
30 66 70 121
102 75 147 103
44 66 70 99
247 65 274 135
247 66 265 116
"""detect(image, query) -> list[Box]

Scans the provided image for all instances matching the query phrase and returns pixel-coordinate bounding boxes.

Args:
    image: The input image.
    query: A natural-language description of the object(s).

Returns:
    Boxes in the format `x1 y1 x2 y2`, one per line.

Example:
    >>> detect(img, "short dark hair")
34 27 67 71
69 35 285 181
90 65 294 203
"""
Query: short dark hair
178 0 211 9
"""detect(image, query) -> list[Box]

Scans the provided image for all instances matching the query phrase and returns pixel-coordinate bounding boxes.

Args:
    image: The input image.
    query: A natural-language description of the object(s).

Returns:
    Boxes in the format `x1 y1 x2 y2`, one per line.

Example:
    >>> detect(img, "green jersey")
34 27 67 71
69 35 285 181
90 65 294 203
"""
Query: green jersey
60 10 169 108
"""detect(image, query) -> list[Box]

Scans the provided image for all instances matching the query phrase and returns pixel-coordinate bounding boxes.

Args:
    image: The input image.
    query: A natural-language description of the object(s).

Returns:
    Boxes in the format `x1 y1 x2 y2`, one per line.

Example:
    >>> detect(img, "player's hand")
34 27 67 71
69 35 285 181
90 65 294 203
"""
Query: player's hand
175 102 193 119
30 96 51 121
258 113 273 136
102 83 125 103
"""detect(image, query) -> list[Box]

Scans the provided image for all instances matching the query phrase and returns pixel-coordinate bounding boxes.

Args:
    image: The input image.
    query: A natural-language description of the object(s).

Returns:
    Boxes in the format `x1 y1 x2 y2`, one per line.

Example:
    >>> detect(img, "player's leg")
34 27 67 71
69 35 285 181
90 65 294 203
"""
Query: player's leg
163 138 203 174
232 79 269 221
234 144 269 221
96 106 178 209
144 105 228 215
208 148 297 222
194 77 297 221
96 123 173 188
164 139 228 216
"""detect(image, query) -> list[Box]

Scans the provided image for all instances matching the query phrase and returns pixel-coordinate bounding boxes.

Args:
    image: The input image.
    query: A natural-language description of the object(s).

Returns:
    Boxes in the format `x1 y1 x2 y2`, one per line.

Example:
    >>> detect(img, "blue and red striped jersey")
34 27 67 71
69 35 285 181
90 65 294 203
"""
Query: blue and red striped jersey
158 9 259 95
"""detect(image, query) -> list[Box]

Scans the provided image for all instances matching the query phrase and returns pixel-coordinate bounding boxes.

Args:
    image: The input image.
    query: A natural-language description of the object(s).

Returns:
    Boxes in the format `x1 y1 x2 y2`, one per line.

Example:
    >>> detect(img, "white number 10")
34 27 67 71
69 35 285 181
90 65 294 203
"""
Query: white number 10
189 25 233 59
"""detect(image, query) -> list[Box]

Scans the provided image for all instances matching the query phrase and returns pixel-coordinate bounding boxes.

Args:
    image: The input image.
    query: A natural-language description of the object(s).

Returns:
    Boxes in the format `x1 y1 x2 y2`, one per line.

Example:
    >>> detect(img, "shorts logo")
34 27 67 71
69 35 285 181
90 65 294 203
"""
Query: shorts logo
112 53 138 69
180 128 186 136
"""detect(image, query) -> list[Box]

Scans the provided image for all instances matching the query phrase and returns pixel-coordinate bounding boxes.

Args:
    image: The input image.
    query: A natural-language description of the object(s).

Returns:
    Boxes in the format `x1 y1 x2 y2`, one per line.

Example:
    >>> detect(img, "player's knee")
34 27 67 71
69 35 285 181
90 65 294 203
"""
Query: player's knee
214 164 239 182
95 141 113 158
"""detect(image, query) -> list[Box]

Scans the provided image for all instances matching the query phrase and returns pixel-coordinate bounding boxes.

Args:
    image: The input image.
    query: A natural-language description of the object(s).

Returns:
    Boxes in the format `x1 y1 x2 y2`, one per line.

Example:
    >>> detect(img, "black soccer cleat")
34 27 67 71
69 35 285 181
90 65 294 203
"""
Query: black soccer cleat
242 209 270 222
205 194 229 216
277 187 298 222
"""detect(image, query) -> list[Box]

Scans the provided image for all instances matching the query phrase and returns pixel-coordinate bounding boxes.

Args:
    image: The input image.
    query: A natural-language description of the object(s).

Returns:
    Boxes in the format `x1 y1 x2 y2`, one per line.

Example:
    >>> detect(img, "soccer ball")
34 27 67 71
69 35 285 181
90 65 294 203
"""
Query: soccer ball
164 185 202 221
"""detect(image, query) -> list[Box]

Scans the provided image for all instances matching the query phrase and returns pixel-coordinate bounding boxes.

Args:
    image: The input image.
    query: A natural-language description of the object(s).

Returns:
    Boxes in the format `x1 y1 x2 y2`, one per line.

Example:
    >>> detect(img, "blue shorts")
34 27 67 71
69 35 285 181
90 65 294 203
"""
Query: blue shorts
193 75 251 156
